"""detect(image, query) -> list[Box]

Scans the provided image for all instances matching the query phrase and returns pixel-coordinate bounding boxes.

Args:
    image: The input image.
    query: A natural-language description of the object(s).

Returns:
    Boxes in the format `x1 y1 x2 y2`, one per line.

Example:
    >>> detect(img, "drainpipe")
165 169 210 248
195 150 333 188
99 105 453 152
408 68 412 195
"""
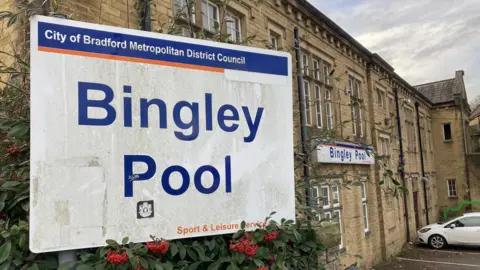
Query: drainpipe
139 0 151 31
415 102 429 224
459 99 472 204
394 88 410 242
293 27 312 210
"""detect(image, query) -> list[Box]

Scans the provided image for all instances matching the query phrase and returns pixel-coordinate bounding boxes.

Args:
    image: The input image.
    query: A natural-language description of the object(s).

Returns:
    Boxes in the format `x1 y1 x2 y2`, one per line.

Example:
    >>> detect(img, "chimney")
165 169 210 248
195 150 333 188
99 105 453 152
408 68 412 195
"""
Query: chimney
456 70 465 79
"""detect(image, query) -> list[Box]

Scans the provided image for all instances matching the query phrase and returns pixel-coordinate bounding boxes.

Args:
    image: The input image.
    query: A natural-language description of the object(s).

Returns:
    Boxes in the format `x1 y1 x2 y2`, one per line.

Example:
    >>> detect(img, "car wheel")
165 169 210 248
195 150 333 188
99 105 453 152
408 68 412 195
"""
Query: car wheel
429 235 447 249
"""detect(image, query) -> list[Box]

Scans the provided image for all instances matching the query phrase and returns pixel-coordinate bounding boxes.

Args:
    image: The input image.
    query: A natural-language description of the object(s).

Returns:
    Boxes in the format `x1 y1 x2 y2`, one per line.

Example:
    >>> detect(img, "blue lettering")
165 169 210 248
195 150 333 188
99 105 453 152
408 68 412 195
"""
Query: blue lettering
140 98 167 128
243 106 264 143
78 82 116 126
162 165 190 196
124 155 157 197
218 104 239 132
173 101 199 141
194 165 220 194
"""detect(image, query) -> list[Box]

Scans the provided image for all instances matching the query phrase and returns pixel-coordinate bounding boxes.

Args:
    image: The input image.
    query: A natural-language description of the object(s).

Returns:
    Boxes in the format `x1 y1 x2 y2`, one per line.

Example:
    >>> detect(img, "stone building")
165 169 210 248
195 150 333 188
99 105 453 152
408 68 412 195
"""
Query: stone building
415 71 472 216
0 0 474 269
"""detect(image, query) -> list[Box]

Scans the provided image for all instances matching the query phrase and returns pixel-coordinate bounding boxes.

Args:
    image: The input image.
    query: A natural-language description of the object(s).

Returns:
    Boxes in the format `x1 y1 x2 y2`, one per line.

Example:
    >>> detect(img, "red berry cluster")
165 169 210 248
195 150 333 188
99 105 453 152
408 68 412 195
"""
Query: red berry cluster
106 250 128 264
7 144 21 154
263 231 278 242
257 267 269 270
229 234 259 257
146 241 170 254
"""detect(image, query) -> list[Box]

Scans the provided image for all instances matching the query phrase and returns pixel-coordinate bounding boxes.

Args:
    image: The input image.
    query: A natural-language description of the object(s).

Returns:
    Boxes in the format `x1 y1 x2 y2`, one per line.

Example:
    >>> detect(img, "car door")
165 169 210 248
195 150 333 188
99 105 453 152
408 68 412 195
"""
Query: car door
444 216 480 245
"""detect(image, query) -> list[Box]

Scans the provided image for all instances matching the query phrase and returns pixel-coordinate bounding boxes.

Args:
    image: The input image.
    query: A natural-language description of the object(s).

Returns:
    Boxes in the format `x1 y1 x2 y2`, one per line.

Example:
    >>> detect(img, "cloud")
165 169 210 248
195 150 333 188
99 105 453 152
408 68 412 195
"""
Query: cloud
308 0 480 102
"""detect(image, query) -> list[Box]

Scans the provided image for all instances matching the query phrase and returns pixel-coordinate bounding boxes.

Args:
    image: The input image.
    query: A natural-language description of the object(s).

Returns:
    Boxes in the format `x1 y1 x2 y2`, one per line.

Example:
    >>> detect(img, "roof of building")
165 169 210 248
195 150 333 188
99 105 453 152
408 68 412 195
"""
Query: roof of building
471 104 480 119
414 78 456 104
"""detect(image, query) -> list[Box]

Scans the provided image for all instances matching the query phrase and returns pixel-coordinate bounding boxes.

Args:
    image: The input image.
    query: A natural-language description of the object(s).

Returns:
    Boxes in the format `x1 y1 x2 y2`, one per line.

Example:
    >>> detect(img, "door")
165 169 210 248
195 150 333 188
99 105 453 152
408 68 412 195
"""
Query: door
445 216 480 245
413 191 420 230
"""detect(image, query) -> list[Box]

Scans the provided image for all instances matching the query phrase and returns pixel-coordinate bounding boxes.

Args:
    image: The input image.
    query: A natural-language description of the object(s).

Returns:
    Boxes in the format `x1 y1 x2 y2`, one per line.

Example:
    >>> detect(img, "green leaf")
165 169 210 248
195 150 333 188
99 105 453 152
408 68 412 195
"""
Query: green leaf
178 242 186 260
154 263 164 270
41 257 58 269
105 239 117 247
0 260 11 270
77 265 94 270
122 237 129 245
226 263 239 270
240 221 246 229
207 240 216 251
188 261 202 270
27 263 39 270
0 193 7 202
95 262 107 270
126 248 137 268
187 248 198 261
170 242 178 257
160 262 174 270
254 259 264 267
270 211 277 216
0 241 11 263
207 262 222 270
1 181 20 189
0 232 9 239
7 14 17 27
7 123 29 138
352 181 364 186
9 225 19 236
392 179 401 186
378 180 385 185
354 254 363 259
18 233 27 249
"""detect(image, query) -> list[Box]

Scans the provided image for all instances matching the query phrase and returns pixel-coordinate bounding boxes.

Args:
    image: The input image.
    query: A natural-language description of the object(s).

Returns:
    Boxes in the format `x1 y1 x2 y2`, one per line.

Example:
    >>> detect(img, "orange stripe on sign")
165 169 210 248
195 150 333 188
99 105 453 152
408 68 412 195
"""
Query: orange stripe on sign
38 46 225 73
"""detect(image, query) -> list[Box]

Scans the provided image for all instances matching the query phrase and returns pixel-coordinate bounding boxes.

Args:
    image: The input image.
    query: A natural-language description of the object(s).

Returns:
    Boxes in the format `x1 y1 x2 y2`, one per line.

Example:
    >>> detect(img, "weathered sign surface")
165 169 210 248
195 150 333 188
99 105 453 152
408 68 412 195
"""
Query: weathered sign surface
30 15 294 252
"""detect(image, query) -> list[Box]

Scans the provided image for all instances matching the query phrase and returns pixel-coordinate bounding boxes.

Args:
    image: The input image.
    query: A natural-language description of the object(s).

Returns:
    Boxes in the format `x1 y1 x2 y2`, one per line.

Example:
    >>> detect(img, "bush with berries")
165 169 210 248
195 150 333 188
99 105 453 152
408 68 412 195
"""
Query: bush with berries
59 214 324 270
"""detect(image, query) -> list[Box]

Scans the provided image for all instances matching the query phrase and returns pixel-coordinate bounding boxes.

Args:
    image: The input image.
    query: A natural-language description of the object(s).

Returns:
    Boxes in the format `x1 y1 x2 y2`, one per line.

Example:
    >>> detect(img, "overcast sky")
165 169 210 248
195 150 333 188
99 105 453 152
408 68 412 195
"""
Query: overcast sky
309 0 479 102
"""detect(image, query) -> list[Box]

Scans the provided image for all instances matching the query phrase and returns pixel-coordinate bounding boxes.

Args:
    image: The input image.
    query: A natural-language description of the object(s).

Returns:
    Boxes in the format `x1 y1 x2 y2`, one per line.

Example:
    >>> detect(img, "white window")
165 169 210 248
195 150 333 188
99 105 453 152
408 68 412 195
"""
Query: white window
173 0 195 21
323 63 330 85
333 210 343 248
360 182 366 201
311 186 320 208
325 88 333 130
313 59 320 80
322 185 330 209
332 184 340 207
201 0 219 32
362 202 369 232
315 85 322 128
443 123 452 141
226 12 241 42
323 211 332 220
349 76 357 135
304 81 312 125
377 89 385 108
314 214 322 221
302 54 309 75
355 80 363 137
361 182 368 232
447 179 457 197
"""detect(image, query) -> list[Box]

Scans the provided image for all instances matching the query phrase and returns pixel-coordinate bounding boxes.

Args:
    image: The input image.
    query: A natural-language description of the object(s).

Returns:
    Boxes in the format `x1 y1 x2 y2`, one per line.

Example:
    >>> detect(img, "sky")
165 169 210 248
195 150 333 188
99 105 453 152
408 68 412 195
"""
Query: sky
309 0 480 103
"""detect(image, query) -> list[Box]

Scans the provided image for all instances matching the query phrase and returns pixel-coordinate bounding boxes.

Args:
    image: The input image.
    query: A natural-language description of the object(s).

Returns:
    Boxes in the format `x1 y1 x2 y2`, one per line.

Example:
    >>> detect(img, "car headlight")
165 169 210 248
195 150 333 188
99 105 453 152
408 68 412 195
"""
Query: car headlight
419 228 431 233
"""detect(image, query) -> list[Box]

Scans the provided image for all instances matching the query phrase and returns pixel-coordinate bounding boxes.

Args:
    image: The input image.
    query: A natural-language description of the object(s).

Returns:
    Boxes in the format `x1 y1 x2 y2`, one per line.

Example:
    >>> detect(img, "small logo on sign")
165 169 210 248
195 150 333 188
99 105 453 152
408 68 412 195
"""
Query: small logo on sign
137 201 154 219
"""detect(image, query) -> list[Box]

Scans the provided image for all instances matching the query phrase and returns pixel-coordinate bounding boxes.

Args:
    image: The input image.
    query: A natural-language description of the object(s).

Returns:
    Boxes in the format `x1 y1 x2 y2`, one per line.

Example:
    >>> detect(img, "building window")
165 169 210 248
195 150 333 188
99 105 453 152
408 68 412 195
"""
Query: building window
349 75 363 137
362 202 369 232
303 81 312 126
225 12 241 42
333 210 343 248
376 89 385 108
315 85 322 128
360 182 369 232
302 54 309 75
325 89 333 130
310 186 320 209
313 59 320 80
332 184 340 207
323 63 330 85
322 185 330 209
201 0 219 32
269 31 281 50
443 123 452 141
173 0 195 21
323 211 332 220
447 179 457 197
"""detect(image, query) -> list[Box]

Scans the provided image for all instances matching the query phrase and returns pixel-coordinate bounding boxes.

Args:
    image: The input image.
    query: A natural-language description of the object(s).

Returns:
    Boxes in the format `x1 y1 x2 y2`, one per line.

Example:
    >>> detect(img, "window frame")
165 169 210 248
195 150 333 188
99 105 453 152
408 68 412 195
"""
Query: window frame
302 54 309 76
312 59 320 80
311 186 320 209
201 0 220 32
333 209 343 248
321 185 330 209
323 62 330 85
315 84 323 128
447 179 457 197
303 81 312 126
362 202 369 232
225 11 242 42
173 0 196 21
332 184 340 207
443 123 452 141
325 88 333 130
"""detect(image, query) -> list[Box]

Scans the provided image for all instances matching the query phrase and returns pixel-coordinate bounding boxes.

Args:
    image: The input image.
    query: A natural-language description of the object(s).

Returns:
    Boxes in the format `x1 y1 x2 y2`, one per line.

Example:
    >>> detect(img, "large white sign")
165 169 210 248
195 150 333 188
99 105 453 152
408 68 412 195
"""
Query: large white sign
313 141 374 165
30 16 294 252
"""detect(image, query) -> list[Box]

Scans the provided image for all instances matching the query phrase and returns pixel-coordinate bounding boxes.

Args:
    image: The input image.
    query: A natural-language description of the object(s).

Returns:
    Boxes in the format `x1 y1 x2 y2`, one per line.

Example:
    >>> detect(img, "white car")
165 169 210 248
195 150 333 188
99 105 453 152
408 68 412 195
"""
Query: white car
417 212 480 249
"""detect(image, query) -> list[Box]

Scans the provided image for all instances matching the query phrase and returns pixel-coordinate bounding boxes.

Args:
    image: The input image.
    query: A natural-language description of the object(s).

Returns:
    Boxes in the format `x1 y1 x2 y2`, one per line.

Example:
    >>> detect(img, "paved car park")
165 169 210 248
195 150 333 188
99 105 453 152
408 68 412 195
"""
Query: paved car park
373 245 480 269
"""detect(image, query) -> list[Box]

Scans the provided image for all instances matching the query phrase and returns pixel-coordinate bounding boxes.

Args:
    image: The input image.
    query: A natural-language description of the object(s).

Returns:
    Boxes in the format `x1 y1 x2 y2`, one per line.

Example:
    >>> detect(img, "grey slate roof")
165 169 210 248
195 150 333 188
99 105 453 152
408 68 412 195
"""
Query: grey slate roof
471 104 480 119
414 79 455 104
